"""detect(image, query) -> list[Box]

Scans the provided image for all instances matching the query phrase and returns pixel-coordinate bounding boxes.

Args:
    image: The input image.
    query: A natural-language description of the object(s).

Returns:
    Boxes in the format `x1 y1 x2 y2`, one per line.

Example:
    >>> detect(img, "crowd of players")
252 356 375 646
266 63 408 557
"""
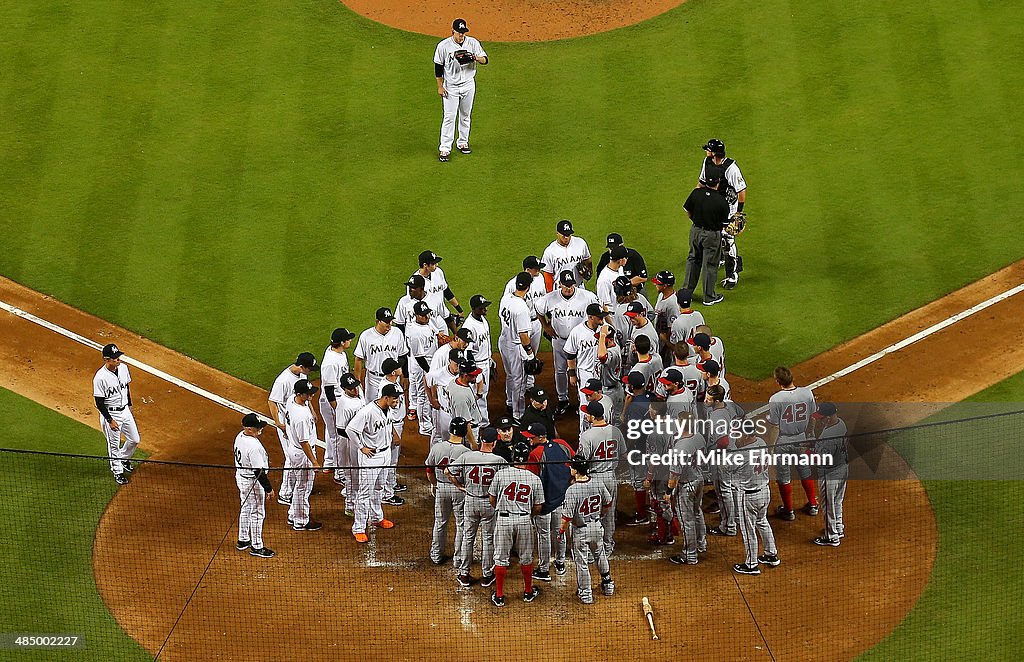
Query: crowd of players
231 220 850 607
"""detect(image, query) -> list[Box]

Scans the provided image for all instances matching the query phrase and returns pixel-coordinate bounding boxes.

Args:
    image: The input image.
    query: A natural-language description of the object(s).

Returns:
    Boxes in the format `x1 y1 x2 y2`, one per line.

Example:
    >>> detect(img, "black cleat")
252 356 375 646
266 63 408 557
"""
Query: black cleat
394 483 409 493
292 521 323 531
456 575 474 587
491 592 505 607
531 569 551 582
553 561 566 576
236 540 251 551
814 536 840 547
457 145 472 154
249 547 276 558
775 506 796 521
733 563 761 575
523 586 540 603
757 553 781 567
381 496 406 506
114 473 129 486
480 573 496 587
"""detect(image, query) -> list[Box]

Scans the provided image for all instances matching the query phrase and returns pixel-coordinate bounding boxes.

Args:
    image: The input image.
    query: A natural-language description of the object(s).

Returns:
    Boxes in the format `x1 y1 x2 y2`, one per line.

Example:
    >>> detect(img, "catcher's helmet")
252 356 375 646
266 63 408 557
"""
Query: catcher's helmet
703 138 726 155
449 416 469 437
511 442 532 464
524 357 544 376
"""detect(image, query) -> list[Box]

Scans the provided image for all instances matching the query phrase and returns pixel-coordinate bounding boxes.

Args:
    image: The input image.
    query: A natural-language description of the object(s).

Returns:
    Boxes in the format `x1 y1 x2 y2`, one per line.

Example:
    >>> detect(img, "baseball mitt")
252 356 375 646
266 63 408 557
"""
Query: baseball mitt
724 211 747 237
524 358 545 376
577 260 593 281
454 50 475 65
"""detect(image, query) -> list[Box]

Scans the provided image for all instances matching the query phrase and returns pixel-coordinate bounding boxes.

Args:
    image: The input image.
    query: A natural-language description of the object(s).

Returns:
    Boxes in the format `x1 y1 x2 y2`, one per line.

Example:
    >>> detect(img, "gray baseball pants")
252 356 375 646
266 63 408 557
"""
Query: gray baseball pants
460 496 496 576
430 483 465 566
673 479 707 563
493 513 534 567
818 468 848 543
684 226 723 301
739 484 778 566
571 522 610 602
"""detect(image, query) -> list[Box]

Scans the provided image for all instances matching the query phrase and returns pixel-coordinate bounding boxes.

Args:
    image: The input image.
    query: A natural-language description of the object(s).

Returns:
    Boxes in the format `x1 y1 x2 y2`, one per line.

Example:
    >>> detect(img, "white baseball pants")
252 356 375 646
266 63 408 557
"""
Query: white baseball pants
318 397 339 470
100 409 140 476
236 477 266 548
438 80 476 154
409 362 433 435
353 453 387 534
274 425 297 501
525 320 542 389
341 432 361 507
287 454 315 527
551 337 571 403
498 335 526 419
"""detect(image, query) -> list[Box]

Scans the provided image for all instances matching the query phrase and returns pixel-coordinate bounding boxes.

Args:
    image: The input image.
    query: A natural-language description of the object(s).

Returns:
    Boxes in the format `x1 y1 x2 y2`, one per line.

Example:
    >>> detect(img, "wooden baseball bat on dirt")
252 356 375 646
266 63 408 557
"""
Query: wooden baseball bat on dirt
642 596 659 640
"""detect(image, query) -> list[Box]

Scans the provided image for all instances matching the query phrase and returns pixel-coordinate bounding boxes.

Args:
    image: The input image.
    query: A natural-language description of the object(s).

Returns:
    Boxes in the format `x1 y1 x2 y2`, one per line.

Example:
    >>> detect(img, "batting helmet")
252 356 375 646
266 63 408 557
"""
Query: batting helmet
449 416 469 437
524 357 544 376
511 442 531 464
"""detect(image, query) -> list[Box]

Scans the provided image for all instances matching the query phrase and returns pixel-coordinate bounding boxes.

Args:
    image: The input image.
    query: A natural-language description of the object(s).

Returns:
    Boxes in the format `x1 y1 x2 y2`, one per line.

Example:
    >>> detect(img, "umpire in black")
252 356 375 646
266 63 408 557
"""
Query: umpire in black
683 174 730 305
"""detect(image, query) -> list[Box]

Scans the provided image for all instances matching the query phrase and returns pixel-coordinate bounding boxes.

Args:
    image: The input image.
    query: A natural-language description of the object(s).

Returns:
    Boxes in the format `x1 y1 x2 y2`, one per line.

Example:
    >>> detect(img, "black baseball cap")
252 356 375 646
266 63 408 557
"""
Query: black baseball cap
331 327 356 343
522 256 545 270
413 300 431 316
527 387 548 402
580 378 603 395
700 173 721 187
624 301 645 318
418 250 443 266
570 457 590 475
699 359 721 376
448 348 466 364
102 343 124 359
381 357 401 374
606 232 623 248
652 270 675 286
558 270 576 286
520 422 548 439
242 413 267 429
514 272 533 291
556 219 574 235
470 294 491 309
580 400 604 418
380 383 402 398
376 307 395 323
455 327 474 342
609 245 628 261
813 402 838 419
689 332 711 350
295 352 319 370
452 18 469 33
449 416 469 436
585 303 610 318
294 379 319 396
675 288 693 307
613 275 632 296
494 416 516 430
480 426 499 444
340 373 360 389
405 274 426 290
624 371 646 389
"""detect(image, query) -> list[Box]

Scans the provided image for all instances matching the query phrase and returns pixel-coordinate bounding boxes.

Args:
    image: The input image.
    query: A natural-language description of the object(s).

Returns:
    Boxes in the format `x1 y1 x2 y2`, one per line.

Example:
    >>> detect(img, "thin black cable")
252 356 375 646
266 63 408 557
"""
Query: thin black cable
731 574 777 662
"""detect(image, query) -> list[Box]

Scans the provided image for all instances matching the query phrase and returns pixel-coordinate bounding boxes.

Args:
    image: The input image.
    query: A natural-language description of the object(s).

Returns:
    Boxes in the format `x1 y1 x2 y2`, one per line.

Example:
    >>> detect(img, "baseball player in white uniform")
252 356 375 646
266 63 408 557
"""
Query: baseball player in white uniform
461 295 494 427
434 18 488 162
596 245 629 308
411 250 464 319
93 344 140 485
335 373 365 515
536 270 599 413
319 328 355 482
234 413 275 558
402 299 449 435
504 256 548 384
498 272 537 419
378 358 408 507
346 384 402 543
284 380 322 532
540 220 592 290
268 352 320 504
354 307 408 400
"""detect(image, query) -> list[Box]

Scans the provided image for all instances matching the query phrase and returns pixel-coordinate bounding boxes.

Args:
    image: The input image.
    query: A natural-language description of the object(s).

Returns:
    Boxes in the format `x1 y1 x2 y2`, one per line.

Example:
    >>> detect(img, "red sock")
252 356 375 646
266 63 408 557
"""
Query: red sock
656 517 667 541
522 564 534 592
671 517 681 536
635 490 648 516
495 565 507 597
801 479 818 506
779 482 794 512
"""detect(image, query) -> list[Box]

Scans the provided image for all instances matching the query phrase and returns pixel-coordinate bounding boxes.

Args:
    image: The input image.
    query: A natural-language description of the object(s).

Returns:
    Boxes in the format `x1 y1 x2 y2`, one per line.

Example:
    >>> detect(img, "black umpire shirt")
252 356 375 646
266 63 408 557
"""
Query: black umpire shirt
596 248 649 284
520 403 558 439
683 187 730 231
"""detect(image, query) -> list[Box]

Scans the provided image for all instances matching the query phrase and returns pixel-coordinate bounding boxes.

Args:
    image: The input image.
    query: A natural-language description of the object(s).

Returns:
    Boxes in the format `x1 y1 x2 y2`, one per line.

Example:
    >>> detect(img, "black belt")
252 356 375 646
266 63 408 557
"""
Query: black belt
108 405 127 412
498 512 528 517
744 487 765 494
468 494 490 499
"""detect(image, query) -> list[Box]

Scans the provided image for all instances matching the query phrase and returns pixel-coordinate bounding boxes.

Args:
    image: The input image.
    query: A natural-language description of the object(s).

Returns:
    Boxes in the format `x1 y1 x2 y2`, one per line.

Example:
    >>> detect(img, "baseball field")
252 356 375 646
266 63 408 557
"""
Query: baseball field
1 0 1022 659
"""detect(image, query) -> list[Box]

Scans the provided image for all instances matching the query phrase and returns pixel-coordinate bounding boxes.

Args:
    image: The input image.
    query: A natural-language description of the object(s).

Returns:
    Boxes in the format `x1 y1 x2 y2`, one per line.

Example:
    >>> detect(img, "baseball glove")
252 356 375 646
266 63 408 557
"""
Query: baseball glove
451 314 465 329
724 211 747 237
524 358 545 376
577 260 593 281
453 50 475 65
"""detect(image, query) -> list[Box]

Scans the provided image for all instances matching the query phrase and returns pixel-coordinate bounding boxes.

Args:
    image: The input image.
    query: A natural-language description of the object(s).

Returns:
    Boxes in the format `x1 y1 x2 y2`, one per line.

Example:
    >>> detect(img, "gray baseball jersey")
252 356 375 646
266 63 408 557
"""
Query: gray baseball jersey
654 292 679 335
534 287 598 339
669 310 706 346
598 344 623 388
425 440 471 485
444 380 480 427
489 466 545 515
627 318 660 358
450 451 507 497
628 355 664 392
669 432 706 484
735 438 770 490
768 387 816 438
813 418 849 477
577 424 624 474
561 479 612 527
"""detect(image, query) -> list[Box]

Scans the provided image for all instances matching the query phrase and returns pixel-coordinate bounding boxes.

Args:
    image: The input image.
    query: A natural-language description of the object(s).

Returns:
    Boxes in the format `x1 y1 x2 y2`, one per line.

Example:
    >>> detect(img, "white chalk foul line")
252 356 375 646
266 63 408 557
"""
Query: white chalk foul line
745 282 1024 418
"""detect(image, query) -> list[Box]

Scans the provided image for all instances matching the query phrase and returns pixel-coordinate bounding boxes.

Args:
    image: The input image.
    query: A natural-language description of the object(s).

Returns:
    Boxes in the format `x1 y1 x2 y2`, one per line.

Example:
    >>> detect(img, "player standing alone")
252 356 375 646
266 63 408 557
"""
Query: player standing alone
93 344 140 486
434 19 488 162
234 413 275 558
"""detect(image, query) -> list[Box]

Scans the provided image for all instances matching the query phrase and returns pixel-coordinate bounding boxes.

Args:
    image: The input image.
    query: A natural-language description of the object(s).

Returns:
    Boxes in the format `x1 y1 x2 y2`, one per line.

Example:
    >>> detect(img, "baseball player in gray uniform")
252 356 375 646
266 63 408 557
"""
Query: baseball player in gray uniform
445 361 484 441
93 344 140 485
447 426 506 586
498 272 536 418
234 413 275 558
427 347 463 446
576 402 624 556
425 417 474 566
626 335 664 393
766 366 819 521
811 403 848 546
732 430 781 575
335 373 365 515
354 307 409 400
596 245 630 309
268 352 319 504
540 220 592 290
488 442 545 607
284 379 323 532
434 19 488 162
378 359 408 507
652 271 679 361
403 298 448 435
461 295 494 427
536 270 599 413
624 300 660 361
559 458 615 604
320 328 355 481
596 323 625 422
346 384 402 543
642 408 678 546
579 378 613 434
668 289 705 351
706 385 740 537
664 415 708 565
689 330 726 377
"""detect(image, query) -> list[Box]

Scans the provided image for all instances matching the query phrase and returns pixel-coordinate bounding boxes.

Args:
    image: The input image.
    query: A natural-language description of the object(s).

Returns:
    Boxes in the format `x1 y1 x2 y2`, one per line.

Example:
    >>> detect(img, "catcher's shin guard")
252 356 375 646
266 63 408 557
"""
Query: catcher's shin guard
735 255 743 274
724 255 738 279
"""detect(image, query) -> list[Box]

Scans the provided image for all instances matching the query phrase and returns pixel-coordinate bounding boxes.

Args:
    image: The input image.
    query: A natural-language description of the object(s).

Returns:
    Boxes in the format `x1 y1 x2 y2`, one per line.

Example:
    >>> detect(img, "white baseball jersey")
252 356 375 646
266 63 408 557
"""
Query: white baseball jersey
381 377 407 422
394 293 451 328
504 273 546 320
699 158 747 215
564 321 601 375
541 236 591 286
595 266 622 308
93 364 131 409
269 366 302 424
233 431 269 481
534 287 598 339
768 387 816 438
319 347 349 403
346 401 394 454
405 318 446 360
354 326 408 374
409 267 453 310
429 345 461 375
434 36 487 88
498 293 532 344
669 310 706 346
461 315 492 367
335 389 365 431
654 292 679 335
284 399 317 453
427 366 458 409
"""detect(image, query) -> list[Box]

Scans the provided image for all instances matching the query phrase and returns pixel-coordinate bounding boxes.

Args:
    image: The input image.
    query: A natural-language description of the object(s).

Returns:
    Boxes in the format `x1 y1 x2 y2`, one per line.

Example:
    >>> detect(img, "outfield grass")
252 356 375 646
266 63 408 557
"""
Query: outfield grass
0 389 147 660
861 375 1024 659
1 0 1022 385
